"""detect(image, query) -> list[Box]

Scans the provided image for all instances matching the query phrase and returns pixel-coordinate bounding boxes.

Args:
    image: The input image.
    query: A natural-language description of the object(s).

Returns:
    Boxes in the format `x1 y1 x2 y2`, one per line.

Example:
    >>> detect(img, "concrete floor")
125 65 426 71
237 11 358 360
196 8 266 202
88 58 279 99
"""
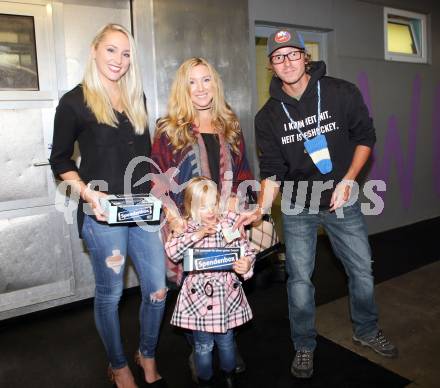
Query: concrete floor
316 261 440 388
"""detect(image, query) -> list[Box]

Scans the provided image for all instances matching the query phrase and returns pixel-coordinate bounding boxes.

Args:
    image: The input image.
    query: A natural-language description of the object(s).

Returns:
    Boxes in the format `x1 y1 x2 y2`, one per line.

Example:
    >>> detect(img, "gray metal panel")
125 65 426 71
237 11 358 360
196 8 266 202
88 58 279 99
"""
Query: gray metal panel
61 1 131 91
131 0 159 134
152 0 254 169
0 109 47 203
0 207 75 313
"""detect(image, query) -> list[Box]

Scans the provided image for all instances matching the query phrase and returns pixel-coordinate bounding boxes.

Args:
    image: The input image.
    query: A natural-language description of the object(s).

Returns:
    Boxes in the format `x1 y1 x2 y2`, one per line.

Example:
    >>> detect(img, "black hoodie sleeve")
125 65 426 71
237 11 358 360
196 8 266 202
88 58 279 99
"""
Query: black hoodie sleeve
346 84 376 148
255 112 288 181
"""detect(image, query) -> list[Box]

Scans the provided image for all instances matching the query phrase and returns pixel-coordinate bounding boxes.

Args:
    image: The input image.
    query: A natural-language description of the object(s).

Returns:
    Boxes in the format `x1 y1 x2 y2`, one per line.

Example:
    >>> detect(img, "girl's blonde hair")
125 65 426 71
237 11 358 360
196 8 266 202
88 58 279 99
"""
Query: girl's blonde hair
183 177 219 224
156 57 241 153
82 23 148 134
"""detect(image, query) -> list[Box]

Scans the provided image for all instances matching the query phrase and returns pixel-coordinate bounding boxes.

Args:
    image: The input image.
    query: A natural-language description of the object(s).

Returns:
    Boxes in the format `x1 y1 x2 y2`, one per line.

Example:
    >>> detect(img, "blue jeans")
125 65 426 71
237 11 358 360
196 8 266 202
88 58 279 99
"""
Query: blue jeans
82 215 167 369
193 329 235 380
282 201 378 351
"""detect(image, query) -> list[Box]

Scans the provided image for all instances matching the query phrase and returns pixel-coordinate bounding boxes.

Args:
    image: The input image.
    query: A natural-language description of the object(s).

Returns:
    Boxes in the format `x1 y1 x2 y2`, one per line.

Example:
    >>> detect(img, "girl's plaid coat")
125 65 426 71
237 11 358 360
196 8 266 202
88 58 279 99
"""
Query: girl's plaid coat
165 212 256 333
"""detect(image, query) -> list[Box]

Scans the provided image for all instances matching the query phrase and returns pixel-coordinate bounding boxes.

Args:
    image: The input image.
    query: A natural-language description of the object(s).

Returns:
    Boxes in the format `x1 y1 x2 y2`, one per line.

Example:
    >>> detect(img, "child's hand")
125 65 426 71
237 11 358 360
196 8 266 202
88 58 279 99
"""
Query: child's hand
233 256 252 275
194 224 217 240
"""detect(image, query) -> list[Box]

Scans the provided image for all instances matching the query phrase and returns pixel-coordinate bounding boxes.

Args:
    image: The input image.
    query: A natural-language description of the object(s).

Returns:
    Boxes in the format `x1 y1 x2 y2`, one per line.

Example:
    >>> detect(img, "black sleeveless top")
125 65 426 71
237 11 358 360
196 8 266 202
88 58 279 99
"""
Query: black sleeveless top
201 133 220 186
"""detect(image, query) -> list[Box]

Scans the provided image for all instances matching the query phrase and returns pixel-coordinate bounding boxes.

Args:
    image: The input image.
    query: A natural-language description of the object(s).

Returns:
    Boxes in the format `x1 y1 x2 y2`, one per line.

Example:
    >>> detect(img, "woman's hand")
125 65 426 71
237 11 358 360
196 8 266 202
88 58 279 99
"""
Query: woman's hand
82 187 108 221
169 216 187 234
233 207 263 231
233 256 252 275
59 173 108 221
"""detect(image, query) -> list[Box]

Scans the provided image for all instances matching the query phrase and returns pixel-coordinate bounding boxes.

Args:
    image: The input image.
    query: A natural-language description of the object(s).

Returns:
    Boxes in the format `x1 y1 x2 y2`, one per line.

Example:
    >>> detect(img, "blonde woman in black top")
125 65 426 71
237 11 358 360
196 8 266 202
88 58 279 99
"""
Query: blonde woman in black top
50 24 167 388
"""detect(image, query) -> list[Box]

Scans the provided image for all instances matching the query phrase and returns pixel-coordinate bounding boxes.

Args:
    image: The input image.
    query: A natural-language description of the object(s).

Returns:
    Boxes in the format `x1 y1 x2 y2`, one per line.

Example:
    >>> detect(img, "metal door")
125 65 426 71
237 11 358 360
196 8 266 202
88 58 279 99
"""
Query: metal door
0 1 74 318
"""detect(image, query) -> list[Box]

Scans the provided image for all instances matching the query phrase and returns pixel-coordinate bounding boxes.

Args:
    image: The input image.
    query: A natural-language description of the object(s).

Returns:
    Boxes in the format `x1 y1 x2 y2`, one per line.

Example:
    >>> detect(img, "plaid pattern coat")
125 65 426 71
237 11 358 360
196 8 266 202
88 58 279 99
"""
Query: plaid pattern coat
165 212 256 333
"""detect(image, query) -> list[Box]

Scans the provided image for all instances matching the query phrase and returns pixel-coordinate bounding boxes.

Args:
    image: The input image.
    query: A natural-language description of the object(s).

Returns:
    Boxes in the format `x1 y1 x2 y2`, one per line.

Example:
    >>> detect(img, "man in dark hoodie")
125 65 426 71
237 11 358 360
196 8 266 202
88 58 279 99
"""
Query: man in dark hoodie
235 28 397 378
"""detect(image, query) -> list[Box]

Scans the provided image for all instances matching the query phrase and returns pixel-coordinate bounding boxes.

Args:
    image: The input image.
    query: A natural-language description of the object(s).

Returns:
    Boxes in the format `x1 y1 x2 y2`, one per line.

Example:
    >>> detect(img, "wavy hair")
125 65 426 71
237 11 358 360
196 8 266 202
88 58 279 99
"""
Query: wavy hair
155 57 241 153
82 23 147 134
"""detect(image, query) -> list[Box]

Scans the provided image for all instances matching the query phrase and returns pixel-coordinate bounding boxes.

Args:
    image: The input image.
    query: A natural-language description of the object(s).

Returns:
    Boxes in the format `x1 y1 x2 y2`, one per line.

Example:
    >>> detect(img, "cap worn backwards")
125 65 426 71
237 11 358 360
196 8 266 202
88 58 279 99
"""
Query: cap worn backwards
267 28 305 56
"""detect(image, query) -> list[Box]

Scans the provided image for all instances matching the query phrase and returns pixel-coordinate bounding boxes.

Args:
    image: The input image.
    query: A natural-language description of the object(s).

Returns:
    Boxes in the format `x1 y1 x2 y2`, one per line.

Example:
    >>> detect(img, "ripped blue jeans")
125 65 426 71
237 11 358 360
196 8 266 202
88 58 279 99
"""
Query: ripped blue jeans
82 215 167 369
193 329 235 380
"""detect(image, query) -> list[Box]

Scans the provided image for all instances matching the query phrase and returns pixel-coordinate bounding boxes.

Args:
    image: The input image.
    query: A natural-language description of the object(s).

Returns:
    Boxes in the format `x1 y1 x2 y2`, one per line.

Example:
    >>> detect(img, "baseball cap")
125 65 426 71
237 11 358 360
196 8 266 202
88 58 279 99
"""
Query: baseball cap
267 28 305 56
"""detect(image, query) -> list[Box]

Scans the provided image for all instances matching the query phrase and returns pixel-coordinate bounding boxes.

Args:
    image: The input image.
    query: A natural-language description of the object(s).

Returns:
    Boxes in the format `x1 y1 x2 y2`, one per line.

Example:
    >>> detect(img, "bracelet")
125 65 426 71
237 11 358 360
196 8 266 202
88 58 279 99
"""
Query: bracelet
256 204 268 215
341 179 355 187
73 179 85 200
81 184 93 201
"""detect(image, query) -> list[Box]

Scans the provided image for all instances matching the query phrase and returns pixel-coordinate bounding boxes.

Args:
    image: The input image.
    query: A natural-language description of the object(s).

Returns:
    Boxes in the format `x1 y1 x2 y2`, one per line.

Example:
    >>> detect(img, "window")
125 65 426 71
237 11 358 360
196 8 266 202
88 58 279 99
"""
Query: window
384 7 427 63
0 1 56 102
0 13 39 91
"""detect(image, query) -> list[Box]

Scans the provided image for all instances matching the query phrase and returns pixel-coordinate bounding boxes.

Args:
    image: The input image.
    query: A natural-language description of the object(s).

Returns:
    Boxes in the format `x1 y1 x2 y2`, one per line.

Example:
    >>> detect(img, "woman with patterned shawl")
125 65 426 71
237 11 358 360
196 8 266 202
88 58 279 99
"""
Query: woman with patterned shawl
151 57 254 286
151 57 253 380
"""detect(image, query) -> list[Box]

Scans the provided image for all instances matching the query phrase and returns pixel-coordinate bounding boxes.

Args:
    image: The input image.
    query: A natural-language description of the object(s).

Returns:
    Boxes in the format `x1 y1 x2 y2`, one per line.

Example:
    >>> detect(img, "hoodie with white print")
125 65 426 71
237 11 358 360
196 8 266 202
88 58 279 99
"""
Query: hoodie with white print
255 61 376 209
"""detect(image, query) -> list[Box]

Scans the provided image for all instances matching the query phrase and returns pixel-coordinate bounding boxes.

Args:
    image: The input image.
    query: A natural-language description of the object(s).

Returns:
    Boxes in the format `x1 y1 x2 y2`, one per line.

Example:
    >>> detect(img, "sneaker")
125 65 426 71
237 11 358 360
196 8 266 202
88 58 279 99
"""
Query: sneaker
353 330 398 358
291 349 314 378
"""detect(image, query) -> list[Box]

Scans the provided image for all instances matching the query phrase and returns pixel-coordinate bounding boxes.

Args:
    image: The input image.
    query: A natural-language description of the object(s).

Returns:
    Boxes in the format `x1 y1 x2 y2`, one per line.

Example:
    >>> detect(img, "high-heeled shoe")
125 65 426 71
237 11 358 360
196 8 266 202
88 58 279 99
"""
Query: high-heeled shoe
134 351 168 387
108 366 117 387
107 365 139 388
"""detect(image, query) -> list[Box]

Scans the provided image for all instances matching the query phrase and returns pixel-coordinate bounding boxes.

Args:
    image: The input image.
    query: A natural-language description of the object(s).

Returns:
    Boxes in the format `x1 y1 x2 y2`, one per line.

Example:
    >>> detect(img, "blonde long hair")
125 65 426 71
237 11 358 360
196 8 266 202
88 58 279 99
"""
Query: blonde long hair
82 23 148 134
156 57 241 153
183 177 219 224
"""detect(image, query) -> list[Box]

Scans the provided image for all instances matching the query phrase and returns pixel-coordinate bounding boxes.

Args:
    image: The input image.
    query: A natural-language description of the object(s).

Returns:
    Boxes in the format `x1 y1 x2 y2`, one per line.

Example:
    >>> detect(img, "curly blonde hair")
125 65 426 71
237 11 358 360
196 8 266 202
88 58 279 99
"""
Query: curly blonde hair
155 57 241 153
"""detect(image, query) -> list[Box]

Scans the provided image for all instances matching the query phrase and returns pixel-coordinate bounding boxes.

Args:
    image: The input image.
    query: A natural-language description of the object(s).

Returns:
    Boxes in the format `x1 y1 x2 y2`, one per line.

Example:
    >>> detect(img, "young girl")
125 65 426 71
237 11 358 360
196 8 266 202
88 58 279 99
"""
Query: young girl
165 177 256 388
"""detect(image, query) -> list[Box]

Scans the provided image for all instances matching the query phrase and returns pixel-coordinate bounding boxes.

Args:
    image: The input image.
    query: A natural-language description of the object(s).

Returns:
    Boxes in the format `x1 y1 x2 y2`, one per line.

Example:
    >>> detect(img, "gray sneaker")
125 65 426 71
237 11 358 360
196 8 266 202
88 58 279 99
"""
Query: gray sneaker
291 349 314 378
353 330 398 358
